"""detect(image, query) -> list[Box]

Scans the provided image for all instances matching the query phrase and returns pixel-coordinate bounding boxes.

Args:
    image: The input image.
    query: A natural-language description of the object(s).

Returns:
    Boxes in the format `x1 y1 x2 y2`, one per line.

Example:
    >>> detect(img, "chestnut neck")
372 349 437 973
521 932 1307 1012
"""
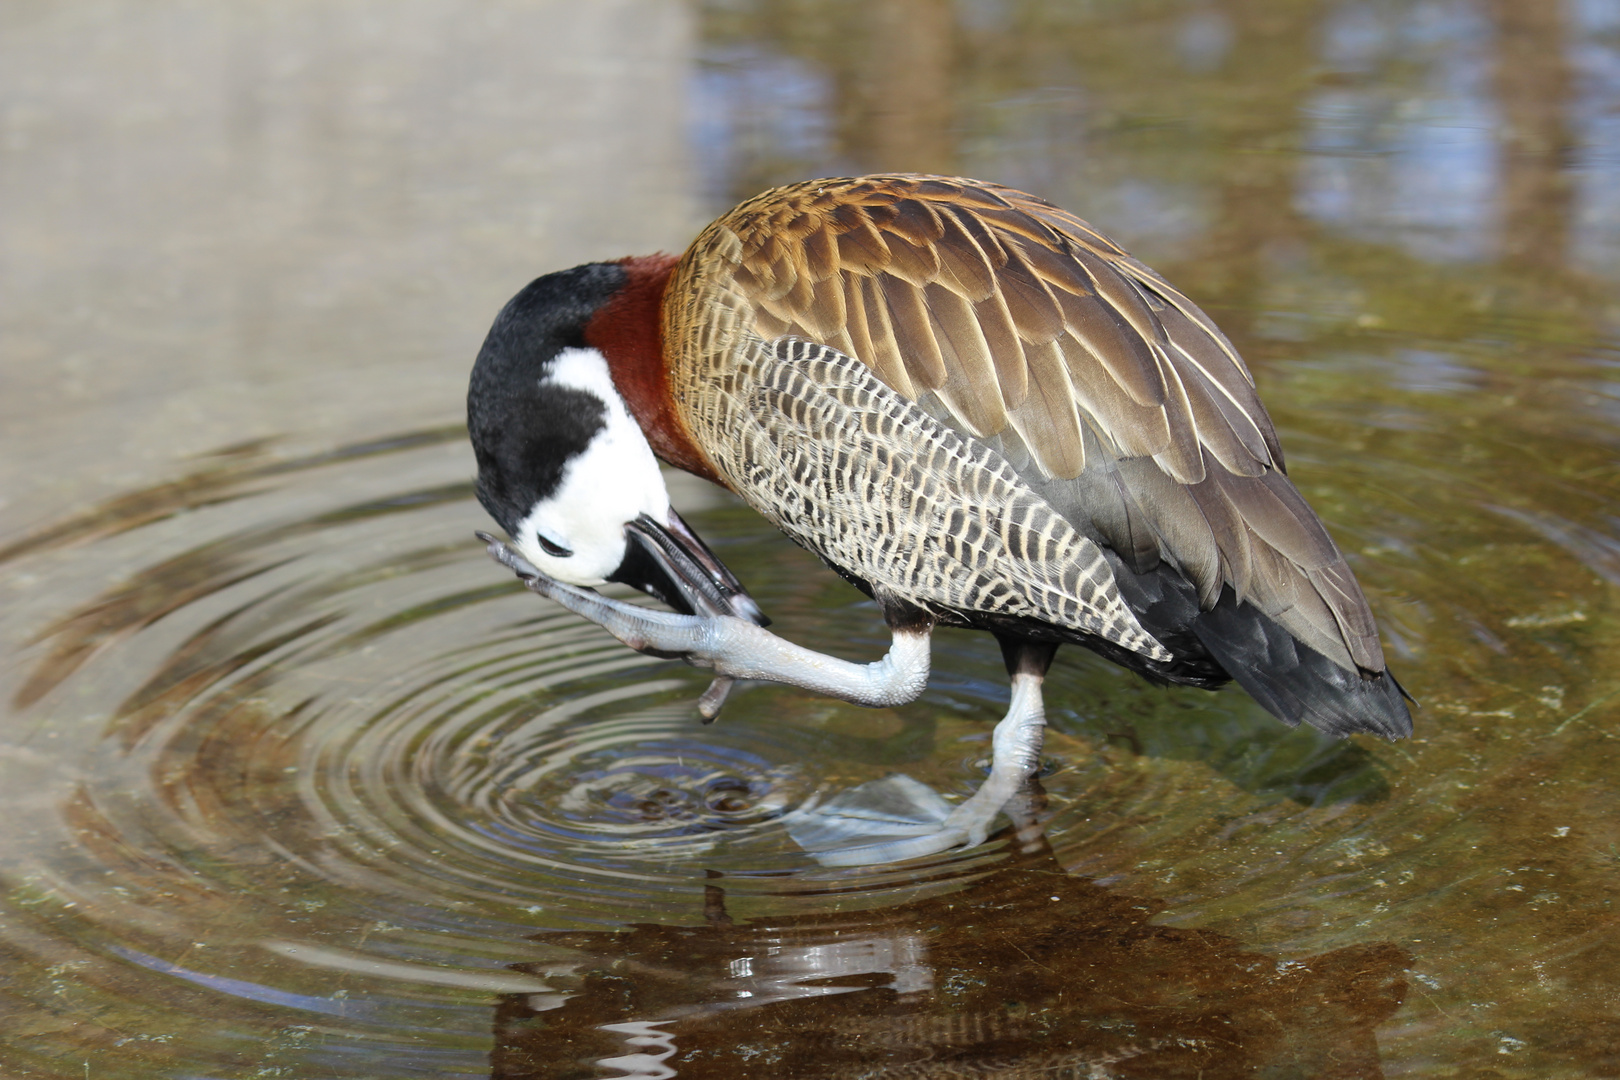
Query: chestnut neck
585 254 724 487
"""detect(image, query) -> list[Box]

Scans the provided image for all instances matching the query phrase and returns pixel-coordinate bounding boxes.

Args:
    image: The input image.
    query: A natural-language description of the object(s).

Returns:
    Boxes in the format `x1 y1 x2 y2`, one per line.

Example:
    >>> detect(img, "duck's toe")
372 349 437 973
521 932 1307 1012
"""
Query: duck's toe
786 774 1018 867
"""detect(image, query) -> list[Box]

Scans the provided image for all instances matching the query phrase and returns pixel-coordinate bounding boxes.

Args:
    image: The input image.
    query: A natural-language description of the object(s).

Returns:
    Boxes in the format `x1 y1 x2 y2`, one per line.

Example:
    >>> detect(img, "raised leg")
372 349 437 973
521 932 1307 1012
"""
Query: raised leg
790 638 1061 866
484 535 931 717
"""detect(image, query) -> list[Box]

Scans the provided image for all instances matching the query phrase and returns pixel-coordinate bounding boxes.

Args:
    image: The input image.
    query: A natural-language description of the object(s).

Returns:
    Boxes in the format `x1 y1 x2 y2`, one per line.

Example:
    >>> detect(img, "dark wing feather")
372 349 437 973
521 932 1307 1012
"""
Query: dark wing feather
703 175 1385 676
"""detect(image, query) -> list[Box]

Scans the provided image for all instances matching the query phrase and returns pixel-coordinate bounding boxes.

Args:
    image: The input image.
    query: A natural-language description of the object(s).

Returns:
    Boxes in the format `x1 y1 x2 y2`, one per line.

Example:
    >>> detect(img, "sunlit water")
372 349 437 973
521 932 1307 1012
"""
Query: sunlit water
0 427 1423 1077
7 1 1620 1077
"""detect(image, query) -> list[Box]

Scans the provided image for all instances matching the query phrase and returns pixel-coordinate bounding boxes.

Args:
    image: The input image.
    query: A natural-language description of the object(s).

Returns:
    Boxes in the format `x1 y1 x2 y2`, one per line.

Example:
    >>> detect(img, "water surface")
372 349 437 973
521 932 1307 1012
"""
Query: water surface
4 1 1620 1076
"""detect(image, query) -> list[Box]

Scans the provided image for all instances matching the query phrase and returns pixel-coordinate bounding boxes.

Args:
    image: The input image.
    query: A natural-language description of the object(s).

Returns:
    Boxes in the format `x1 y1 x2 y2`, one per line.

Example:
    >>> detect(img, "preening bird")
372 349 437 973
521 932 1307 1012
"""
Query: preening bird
468 175 1411 864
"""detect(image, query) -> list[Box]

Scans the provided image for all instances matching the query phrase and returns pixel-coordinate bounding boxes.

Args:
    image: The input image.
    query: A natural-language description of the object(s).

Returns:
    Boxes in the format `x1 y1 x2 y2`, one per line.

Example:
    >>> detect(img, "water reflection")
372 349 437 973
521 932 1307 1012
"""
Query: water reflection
1302 2 1501 263
493 812 1409 1078
698 0 1620 279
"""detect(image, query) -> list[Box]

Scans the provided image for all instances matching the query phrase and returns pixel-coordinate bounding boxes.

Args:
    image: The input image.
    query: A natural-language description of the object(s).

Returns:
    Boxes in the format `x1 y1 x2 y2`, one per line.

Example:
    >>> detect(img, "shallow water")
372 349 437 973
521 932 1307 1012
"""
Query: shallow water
5 1 1620 1077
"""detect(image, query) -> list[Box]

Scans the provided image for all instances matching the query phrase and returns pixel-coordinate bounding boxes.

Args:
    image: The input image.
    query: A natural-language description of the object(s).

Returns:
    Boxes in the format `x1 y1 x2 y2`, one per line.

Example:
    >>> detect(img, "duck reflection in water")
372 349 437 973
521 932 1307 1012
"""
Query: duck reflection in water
488 797 1409 1080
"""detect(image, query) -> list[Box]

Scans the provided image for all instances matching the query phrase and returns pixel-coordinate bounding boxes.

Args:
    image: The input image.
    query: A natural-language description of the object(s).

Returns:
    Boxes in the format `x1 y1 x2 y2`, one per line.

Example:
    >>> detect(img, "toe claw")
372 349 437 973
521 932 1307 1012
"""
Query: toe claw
479 533 745 715
698 676 735 722
480 533 543 580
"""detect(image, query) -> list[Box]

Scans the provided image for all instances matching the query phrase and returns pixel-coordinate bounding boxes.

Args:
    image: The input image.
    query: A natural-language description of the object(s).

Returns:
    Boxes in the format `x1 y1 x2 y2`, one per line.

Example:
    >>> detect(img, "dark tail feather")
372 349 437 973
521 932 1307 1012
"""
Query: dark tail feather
1091 553 1412 739
1191 590 1412 741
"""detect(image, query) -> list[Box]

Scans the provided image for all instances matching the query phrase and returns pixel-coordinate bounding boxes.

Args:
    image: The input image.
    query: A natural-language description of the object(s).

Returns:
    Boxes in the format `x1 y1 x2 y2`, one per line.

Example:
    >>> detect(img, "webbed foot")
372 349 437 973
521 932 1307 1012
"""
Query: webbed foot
786 664 1054 866
479 533 931 718
786 773 1029 866
482 532 741 718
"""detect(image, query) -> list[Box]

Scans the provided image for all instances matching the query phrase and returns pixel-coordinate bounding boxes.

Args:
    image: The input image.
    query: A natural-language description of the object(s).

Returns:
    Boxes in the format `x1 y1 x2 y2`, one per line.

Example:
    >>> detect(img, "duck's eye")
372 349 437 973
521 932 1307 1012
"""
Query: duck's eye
536 534 573 558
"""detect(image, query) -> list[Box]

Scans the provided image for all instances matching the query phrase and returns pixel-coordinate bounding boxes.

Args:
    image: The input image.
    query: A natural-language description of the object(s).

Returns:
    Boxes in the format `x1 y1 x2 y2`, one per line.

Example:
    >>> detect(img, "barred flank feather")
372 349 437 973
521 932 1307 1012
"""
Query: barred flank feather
662 174 1409 739
725 339 1170 661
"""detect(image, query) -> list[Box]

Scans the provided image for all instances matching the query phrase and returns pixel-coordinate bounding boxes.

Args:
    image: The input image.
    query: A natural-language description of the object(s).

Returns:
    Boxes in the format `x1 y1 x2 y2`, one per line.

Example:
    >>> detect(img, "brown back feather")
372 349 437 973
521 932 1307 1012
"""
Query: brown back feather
675 175 1384 674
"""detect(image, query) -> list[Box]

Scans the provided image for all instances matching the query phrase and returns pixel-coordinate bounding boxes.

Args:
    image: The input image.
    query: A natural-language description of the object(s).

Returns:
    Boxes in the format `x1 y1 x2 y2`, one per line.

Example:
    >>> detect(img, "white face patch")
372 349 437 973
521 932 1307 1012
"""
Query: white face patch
513 347 673 585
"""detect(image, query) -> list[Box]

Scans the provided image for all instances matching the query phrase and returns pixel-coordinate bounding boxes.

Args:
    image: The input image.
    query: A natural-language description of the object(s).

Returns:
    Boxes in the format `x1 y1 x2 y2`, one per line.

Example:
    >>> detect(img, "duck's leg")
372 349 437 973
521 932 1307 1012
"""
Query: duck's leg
484 536 931 715
795 637 1059 866
943 636 1062 844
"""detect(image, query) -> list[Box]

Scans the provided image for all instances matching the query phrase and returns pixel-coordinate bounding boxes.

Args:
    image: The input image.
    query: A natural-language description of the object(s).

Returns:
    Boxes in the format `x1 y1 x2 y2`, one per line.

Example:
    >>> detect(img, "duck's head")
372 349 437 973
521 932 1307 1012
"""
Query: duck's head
468 261 765 624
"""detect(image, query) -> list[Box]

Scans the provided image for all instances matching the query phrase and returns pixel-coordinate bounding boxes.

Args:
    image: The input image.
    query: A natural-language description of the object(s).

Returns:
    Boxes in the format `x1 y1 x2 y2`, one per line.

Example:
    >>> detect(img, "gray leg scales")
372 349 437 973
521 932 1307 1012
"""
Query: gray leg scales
787 673 1049 866
483 536 929 717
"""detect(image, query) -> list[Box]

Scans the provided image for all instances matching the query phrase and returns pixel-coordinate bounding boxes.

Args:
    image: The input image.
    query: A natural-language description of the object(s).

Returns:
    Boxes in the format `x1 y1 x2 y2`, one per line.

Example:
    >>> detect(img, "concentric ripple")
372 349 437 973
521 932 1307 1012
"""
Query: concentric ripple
0 427 1311 1078
0 431 899 1074
6 395 1620 1076
45 434 853 897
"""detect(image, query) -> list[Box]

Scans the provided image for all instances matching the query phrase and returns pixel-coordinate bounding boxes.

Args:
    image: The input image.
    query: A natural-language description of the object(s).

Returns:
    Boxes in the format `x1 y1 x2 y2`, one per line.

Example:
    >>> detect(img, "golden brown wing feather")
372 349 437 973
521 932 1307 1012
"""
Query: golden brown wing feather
681 175 1383 674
